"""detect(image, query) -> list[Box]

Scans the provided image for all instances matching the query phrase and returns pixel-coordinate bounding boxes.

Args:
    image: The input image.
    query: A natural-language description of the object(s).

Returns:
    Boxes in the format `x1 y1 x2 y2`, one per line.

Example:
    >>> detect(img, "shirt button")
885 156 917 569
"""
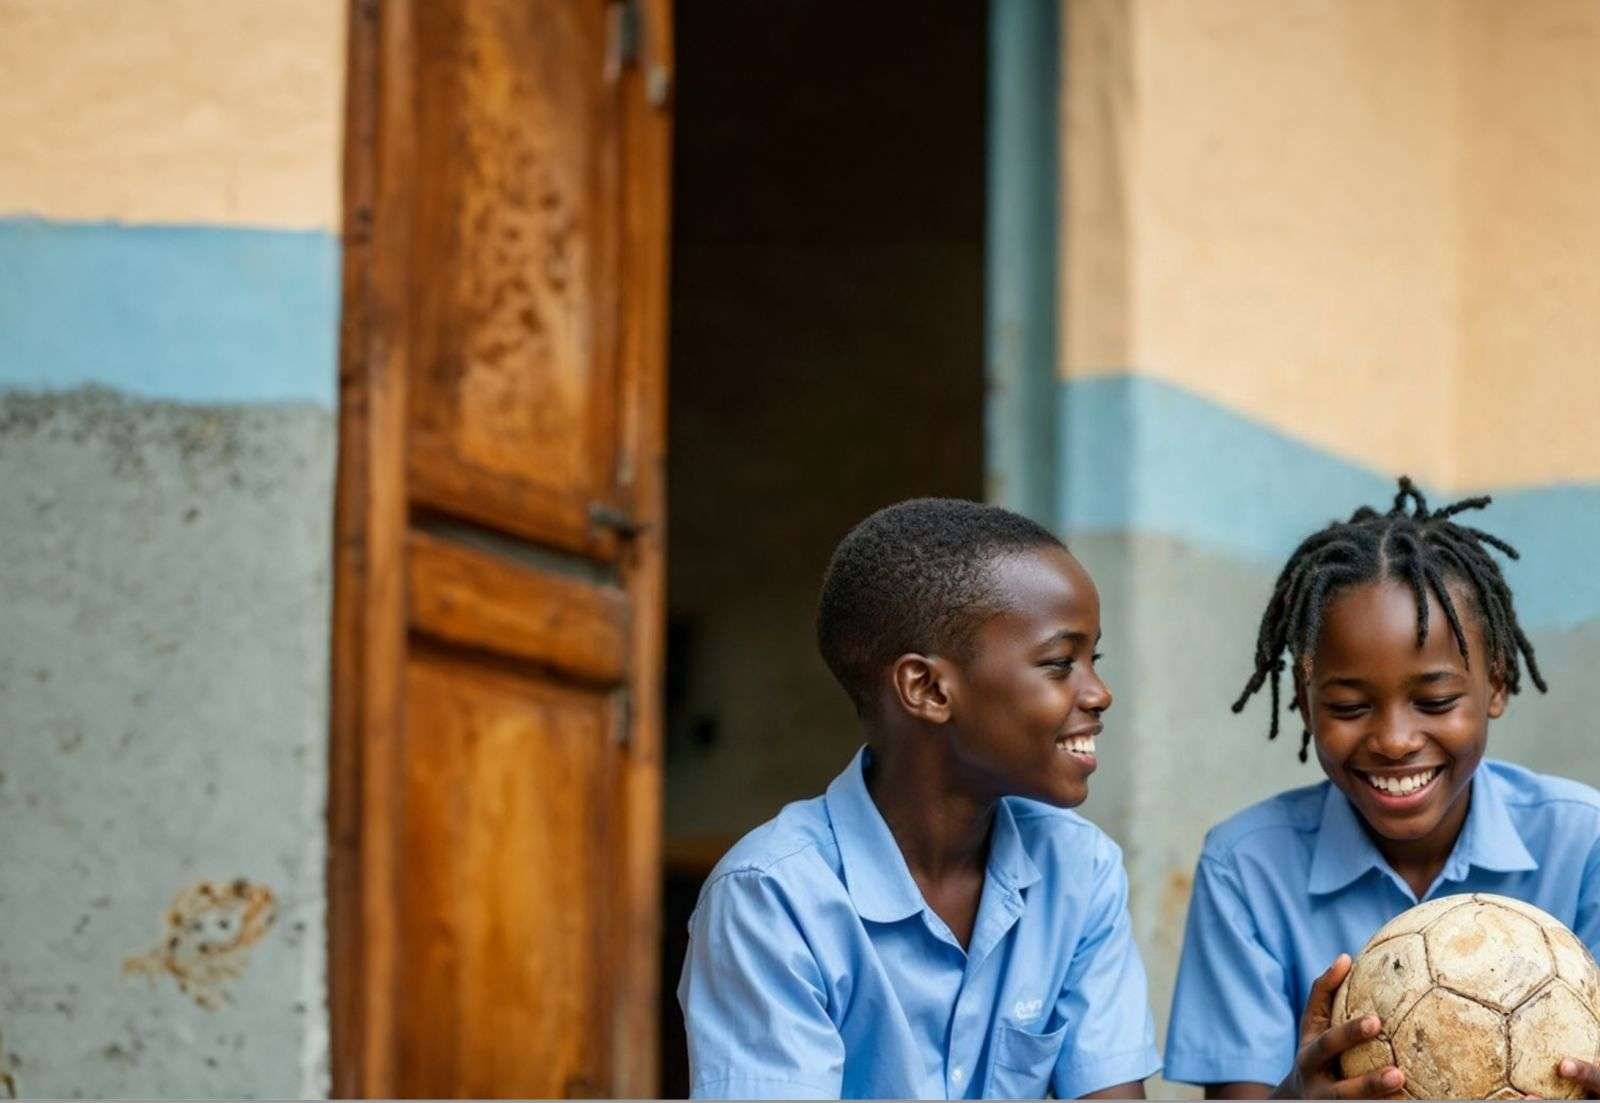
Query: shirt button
952 1067 964 1082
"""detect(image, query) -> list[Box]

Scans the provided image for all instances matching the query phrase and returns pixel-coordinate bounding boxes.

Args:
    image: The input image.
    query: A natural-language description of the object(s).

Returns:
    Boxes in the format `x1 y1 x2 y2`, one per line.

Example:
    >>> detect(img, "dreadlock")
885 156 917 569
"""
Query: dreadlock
1233 476 1547 763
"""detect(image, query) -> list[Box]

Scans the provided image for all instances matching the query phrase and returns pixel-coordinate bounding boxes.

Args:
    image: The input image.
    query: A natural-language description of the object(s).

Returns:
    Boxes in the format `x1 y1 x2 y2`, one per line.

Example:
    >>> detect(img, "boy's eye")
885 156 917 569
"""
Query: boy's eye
1091 651 1105 663
1325 702 1368 718
1417 695 1464 713
1042 658 1075 674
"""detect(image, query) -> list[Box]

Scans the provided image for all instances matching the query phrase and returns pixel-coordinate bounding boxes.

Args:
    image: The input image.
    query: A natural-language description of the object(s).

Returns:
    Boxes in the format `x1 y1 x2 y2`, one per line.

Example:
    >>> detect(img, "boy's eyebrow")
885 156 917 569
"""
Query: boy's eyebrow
1036 629 1099 648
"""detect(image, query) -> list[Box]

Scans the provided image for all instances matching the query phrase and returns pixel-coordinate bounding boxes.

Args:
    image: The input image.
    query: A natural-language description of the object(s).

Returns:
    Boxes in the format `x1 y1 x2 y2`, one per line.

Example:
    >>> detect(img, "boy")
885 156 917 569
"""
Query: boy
677 499 1161 1099
1165 479 1600 1098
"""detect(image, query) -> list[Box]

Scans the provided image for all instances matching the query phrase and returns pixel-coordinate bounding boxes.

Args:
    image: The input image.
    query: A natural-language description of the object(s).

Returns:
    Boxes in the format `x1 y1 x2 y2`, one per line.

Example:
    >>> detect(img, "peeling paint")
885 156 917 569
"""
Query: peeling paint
124 880 277 1010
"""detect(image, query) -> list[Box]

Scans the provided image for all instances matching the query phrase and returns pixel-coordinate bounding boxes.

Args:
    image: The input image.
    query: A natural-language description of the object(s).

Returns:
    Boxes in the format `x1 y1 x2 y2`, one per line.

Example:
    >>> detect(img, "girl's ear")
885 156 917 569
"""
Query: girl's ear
1487 668 1509 719
1292 662 1312 722
890 653 954 724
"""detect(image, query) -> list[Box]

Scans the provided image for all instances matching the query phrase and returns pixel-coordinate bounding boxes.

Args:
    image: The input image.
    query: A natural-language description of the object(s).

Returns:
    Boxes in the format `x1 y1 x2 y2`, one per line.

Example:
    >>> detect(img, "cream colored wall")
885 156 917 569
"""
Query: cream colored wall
1062 0 1600 490
1455 1 1600 488
0 0 345 230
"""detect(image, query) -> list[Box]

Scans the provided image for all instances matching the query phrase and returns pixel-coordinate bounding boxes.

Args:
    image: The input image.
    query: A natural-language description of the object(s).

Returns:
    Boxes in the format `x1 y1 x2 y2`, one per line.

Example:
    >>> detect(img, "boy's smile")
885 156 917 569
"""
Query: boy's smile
945 546 1112 808
1301 577 1507 887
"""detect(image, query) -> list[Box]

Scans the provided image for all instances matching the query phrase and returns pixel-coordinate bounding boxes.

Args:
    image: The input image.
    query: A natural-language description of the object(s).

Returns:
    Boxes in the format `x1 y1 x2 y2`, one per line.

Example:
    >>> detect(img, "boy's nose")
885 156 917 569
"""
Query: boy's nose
1081 670 1112 713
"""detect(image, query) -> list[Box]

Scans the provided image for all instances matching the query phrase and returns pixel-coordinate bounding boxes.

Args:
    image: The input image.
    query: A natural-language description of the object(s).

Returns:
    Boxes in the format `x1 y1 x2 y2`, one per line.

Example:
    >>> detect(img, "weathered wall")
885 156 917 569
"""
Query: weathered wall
1060 2 1600 1095
0 4 343 1097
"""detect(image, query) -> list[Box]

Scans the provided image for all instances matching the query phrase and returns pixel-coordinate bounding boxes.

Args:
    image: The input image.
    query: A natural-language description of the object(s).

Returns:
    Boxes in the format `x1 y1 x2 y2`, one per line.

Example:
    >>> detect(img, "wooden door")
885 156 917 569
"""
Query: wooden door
330 0 672 1096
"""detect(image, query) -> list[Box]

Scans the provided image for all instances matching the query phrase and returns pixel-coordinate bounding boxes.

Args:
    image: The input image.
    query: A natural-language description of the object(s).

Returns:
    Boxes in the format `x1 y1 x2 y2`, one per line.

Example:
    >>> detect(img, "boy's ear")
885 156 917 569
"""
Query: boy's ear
890 653 954 724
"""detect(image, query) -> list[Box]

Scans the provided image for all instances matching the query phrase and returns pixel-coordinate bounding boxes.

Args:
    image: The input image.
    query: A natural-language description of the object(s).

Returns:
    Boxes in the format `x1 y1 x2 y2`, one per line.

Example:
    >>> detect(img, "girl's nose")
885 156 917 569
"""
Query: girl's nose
1367 707 1425 758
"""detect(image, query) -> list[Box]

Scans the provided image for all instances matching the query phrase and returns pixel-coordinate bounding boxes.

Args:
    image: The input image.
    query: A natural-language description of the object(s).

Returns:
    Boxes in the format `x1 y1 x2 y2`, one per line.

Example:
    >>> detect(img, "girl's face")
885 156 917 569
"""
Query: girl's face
1299 577 1507 848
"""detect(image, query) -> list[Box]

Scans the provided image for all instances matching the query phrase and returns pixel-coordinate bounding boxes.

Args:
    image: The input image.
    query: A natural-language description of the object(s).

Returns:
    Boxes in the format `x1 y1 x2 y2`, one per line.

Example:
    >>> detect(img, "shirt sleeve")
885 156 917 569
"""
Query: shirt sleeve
1573 833 1600 954
1051 833 1163 1099
1163 853 1296 1089
677 868 845 1100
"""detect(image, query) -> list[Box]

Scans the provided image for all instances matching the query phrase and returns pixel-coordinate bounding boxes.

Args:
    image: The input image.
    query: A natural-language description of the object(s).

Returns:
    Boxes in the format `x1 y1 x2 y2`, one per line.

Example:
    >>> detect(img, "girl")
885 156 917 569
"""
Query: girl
1164 478 1600 1099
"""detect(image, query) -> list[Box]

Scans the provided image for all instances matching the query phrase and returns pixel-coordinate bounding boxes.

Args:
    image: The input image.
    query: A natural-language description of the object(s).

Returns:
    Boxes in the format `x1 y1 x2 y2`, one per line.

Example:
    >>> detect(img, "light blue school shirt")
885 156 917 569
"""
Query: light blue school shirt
678 747 1161 1099
1165 759 1600 1088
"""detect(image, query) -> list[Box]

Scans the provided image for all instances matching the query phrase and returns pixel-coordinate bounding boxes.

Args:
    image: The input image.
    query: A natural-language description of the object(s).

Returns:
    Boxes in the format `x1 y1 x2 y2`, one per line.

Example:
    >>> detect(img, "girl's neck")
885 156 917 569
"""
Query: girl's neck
1371 784 1473 901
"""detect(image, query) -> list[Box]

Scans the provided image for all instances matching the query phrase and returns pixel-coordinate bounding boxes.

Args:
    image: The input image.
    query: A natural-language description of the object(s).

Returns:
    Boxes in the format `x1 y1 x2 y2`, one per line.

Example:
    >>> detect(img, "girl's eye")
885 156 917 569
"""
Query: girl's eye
1043 658 1075 675
1417 695 1463 713
1326 702 1368 718
1091 651 1105 663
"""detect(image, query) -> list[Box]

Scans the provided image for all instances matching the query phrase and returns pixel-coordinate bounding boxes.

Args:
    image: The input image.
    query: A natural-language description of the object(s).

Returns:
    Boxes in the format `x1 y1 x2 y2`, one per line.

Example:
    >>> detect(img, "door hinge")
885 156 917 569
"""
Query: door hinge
605 0 641 79
611 692 633 749
588 501 646 540
605 0 672 107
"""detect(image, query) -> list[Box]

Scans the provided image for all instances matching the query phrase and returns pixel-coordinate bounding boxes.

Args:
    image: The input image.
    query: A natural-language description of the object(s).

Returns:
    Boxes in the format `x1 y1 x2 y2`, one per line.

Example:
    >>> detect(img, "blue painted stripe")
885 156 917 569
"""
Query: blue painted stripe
1060 374 1600 629
0 217 338 406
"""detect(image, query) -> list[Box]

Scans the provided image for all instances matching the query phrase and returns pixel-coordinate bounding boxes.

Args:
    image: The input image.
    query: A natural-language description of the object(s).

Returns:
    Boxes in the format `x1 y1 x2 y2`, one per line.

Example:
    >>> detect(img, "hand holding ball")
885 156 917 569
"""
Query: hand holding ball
1333 894 1600 1099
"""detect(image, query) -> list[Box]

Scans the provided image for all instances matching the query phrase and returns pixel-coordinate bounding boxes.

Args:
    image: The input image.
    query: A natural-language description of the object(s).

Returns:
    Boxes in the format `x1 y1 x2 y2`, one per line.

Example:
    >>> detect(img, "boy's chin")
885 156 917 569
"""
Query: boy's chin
1021 778 1089 809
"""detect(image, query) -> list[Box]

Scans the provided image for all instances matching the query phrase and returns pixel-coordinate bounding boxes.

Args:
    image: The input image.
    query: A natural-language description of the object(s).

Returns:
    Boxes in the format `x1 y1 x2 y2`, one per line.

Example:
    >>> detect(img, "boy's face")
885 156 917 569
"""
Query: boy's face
1301 577 1507 848
943 546 1112 808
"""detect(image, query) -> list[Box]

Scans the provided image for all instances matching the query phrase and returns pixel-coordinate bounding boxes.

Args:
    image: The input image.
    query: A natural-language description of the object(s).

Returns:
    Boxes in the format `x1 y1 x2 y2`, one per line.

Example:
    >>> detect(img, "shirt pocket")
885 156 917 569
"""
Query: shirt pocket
987 1018 1069 1098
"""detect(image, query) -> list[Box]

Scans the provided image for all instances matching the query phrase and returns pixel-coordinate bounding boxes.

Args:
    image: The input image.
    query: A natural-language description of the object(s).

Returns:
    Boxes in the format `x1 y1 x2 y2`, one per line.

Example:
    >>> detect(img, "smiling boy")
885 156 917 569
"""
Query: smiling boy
677 499 1161 1099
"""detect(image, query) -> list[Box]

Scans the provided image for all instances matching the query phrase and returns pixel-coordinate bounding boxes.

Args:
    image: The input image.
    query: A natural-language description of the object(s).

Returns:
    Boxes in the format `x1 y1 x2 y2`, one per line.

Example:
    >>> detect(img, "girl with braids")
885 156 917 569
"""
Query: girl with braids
1164 477 1600 1099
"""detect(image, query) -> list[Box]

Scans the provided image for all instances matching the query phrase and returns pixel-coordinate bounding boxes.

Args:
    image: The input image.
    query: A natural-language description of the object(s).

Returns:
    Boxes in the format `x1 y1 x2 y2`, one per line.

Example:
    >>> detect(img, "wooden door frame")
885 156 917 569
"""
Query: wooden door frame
327 1 672 1095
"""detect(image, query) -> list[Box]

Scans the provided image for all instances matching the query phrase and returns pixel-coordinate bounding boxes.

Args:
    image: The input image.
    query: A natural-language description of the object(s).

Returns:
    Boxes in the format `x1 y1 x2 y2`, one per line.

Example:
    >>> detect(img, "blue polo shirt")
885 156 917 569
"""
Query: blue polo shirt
678 747 1161 1099
1165 759 1600 1088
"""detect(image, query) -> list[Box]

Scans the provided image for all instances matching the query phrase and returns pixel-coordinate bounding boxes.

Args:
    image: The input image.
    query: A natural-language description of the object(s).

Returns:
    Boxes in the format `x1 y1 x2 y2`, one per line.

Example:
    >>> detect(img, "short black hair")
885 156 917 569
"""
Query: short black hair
1234 476 1547 762
816 498 1065 715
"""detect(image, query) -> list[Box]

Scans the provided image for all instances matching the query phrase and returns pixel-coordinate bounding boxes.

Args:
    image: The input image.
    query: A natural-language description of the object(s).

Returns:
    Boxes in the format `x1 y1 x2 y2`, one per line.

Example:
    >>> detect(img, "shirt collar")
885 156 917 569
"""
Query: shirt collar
824 746 1042 923
1308 764 1538 897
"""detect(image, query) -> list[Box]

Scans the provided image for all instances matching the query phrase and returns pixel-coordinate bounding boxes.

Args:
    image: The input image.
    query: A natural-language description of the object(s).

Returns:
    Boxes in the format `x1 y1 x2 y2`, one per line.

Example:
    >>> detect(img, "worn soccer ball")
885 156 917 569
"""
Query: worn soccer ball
1334 893 1600 1099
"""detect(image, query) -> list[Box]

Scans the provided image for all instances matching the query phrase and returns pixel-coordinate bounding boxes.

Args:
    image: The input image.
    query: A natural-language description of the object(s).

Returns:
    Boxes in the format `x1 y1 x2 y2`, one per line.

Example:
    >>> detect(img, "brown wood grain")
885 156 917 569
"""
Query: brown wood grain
406 529 629 685
332 0 671 1095
610 0 673 1090
328 0 411 1095
405 0 626 554
399 649 619 1098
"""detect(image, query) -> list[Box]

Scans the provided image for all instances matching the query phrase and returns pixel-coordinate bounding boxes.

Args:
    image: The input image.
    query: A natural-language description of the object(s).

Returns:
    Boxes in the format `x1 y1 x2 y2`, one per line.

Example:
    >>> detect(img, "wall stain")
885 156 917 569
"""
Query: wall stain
0 1029 15 1099
123 879 276 1010
1162 866 1194 933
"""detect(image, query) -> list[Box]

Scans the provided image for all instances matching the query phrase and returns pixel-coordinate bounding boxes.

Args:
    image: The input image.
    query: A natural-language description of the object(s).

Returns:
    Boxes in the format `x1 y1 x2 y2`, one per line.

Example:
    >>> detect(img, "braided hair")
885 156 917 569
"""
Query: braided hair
1233 476 1547 762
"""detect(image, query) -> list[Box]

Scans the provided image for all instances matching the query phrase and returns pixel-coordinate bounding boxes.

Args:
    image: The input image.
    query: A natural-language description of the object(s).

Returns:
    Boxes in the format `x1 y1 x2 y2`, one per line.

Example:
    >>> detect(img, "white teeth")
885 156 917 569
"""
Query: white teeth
1364 768 1439 795
1059 736 1096 755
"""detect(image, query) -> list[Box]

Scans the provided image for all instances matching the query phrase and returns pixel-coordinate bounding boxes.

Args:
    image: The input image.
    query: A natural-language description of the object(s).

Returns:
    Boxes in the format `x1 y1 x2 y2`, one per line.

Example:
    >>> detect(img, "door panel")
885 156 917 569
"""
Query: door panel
405 530 629 684
399 652 618 1098
407 0 625 556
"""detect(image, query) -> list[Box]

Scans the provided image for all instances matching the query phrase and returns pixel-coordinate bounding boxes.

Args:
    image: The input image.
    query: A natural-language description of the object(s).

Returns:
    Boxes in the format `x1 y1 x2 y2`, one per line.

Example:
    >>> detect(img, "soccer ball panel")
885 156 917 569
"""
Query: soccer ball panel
1427 903 1554 1012
1345 933 1432 1032
1478 893 1563 930
1547 925 1600 1009
1390 987 1509 1099
1508 980 1598 1100
1342 1033 1395 1078
1370 894 1474 943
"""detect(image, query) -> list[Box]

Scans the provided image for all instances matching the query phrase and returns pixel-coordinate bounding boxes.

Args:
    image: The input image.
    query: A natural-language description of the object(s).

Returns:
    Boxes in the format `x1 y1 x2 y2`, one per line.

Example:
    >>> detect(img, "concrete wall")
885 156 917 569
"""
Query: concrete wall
0 4 343 1097
1058 3 1600 1094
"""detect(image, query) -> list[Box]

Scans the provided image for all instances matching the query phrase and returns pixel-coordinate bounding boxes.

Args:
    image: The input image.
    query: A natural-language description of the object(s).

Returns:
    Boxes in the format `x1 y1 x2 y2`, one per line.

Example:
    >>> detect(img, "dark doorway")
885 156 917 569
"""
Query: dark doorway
660 2 990 1094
